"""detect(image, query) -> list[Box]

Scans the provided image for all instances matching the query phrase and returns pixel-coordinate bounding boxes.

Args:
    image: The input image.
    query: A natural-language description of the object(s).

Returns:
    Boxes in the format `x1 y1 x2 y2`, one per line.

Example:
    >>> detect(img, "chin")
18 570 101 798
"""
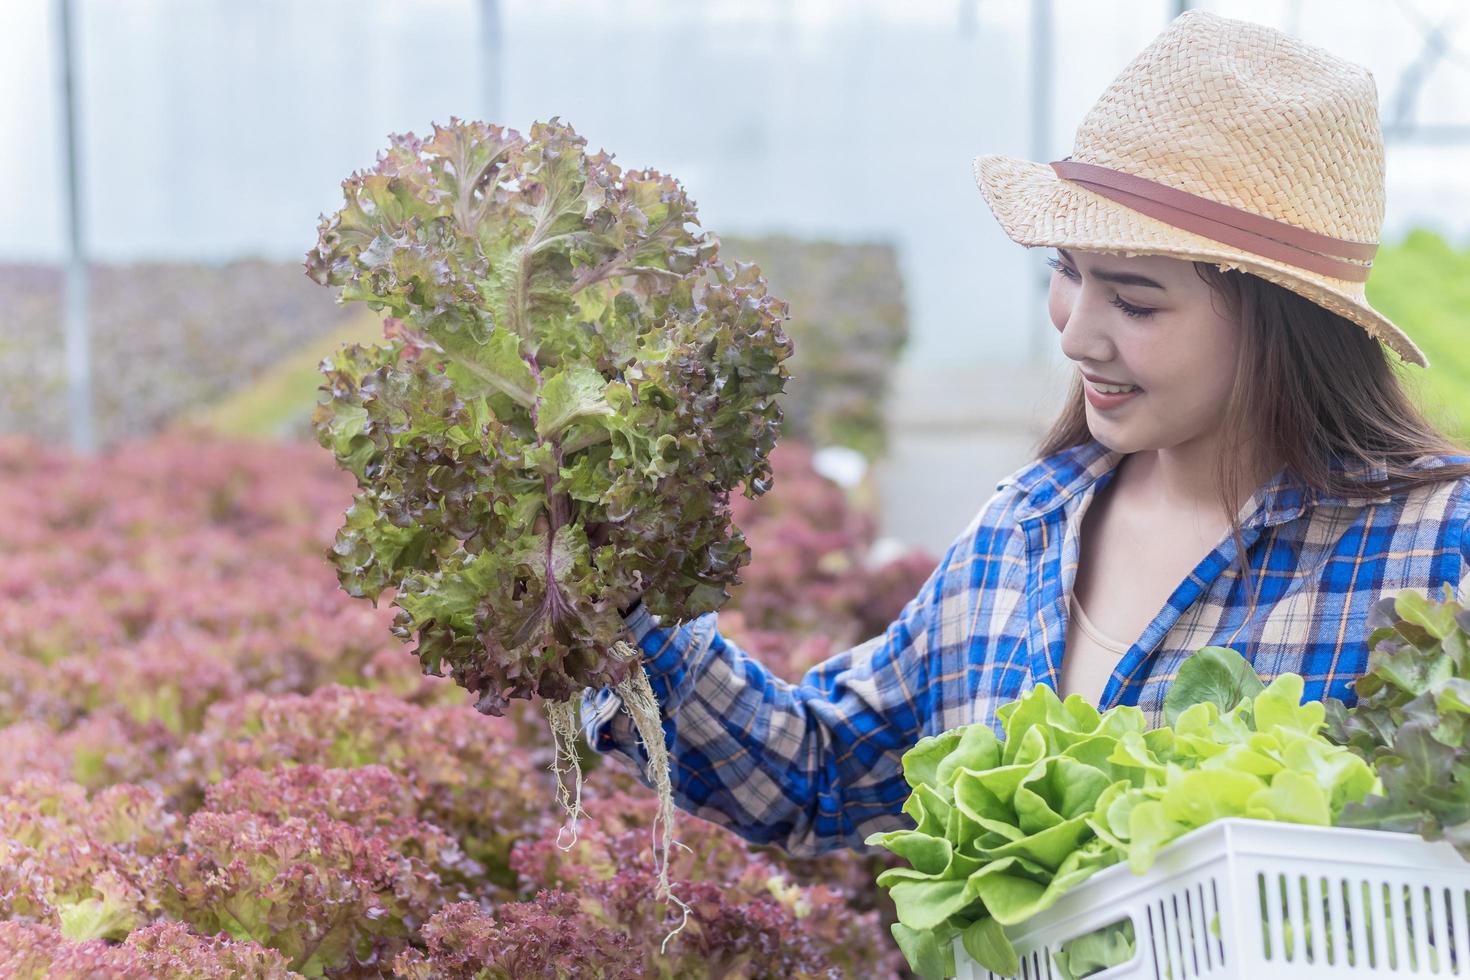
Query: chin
1086 423 1145 456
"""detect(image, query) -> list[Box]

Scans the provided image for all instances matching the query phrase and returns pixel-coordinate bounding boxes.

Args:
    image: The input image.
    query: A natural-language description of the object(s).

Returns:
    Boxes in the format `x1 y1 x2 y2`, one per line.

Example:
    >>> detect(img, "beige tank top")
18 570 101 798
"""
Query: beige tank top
1060 591 1132 705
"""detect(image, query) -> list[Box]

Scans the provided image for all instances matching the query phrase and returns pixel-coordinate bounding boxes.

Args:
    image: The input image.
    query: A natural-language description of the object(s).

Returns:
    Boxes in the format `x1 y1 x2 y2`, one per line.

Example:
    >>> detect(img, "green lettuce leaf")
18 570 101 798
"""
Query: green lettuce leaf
1163 646 1265 726
1247 770 1331 825
890 922 957 980
962 917 1018 976
1053 919 1136 980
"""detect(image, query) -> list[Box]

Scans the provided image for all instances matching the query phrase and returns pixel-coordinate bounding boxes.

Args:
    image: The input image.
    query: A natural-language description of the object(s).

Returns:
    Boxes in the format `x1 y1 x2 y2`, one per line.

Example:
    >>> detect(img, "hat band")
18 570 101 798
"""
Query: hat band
1049 158 1376 282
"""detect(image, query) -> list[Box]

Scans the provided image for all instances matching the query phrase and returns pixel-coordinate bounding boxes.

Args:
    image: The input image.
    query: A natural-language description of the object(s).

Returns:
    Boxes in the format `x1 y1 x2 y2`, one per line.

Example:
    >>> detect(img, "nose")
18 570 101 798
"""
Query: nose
1050 283 1116 365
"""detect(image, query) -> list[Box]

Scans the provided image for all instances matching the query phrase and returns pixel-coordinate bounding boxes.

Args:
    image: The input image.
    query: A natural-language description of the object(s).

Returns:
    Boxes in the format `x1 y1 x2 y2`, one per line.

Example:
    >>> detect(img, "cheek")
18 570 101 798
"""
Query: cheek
1047 281 1069 331
1132 334 1236 418
1179 319 1243 402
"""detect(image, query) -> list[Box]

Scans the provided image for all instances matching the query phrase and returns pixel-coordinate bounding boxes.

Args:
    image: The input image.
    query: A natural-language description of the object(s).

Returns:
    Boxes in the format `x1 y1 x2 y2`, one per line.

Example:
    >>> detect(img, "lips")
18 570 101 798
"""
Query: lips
1081 372 1139 389
1083 377 1143 410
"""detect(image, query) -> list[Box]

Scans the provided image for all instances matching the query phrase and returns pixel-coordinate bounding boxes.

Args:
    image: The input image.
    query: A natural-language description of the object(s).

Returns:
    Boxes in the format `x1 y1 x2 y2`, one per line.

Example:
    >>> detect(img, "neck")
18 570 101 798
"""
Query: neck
1118 436 1280 525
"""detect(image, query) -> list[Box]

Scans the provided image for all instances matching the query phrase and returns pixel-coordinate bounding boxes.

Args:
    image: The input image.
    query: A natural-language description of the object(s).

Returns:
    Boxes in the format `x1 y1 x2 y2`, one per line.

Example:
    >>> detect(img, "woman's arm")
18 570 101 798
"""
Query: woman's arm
581 533 967 858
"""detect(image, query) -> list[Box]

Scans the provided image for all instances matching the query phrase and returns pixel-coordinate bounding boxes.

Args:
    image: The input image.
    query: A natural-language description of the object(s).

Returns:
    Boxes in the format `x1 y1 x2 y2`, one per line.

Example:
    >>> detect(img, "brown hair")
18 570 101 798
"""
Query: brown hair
1035 262 1470 583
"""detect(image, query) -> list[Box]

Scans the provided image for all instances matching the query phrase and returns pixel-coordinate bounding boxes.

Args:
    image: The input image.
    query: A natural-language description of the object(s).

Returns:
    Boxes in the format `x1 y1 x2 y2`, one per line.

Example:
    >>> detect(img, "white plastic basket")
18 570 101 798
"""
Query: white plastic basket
953 818 1470 979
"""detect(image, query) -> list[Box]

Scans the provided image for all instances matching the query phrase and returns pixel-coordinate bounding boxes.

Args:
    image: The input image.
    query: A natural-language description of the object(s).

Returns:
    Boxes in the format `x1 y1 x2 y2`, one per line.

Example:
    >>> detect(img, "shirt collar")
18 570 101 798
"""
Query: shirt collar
1001 438 1399 528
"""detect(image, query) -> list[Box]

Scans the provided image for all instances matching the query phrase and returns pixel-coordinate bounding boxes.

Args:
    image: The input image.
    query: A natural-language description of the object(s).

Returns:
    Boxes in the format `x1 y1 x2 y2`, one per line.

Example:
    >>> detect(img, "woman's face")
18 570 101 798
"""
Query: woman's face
1047 247 1241 456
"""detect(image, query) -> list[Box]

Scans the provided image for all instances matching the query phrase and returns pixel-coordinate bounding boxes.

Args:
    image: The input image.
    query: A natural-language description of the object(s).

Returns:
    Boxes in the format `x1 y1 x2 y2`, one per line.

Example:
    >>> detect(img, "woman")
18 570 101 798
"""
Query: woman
583 9 1470 857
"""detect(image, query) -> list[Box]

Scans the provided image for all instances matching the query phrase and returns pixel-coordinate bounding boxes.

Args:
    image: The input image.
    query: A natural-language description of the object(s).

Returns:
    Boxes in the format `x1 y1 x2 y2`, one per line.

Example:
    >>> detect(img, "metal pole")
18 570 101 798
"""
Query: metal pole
57 0 94 454
1028 0 1053 368
479 0 503 123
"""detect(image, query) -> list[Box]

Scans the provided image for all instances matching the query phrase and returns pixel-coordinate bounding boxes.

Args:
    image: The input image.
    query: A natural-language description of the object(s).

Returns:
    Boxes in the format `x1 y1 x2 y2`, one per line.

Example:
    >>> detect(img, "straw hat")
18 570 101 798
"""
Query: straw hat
973 9 1428 368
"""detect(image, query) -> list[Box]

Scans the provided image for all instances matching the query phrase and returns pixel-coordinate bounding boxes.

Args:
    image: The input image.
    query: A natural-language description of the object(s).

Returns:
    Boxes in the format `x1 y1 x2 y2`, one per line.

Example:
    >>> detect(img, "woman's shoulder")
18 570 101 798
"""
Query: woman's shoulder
1409 449 1470 472
1302 450 1470 508
1286 454 1470 567
1395 452 1470 508
1411 455 1470 541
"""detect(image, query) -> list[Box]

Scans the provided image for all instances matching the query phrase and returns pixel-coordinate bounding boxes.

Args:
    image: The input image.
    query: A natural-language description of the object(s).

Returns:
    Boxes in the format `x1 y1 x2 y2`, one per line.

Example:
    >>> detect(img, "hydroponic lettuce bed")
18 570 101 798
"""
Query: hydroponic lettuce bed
0 433 924 978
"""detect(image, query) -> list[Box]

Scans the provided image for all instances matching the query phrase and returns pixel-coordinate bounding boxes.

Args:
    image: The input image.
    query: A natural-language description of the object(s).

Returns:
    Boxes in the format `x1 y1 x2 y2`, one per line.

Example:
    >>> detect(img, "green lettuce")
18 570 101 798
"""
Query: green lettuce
868 649 1378 978
1162 645 1265 725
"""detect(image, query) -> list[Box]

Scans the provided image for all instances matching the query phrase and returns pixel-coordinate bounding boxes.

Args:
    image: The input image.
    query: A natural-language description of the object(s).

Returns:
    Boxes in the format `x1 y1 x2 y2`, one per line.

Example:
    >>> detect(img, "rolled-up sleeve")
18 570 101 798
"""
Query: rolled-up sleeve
580 538 961 858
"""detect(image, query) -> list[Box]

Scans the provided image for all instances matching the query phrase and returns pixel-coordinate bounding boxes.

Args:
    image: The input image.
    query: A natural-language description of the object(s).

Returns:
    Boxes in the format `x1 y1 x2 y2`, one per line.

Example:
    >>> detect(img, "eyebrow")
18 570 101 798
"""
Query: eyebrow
1056 248 1167 290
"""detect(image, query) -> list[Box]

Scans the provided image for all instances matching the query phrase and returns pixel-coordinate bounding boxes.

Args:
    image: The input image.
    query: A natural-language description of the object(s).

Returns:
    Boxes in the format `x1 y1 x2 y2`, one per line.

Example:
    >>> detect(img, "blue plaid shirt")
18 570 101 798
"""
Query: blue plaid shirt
583 437 1470 856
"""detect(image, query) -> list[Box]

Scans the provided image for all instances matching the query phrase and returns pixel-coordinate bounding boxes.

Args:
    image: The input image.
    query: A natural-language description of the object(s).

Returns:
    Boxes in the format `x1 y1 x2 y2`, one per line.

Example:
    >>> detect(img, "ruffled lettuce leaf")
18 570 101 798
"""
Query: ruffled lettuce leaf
1328 586 1470 854
307 118 793 714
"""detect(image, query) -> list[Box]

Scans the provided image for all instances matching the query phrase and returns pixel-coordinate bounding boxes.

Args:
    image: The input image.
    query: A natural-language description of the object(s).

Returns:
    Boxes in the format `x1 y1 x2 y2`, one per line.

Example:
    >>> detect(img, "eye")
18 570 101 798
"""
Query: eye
1045 257 1155 319
1044 256 1079 282
1109 296 1155 319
